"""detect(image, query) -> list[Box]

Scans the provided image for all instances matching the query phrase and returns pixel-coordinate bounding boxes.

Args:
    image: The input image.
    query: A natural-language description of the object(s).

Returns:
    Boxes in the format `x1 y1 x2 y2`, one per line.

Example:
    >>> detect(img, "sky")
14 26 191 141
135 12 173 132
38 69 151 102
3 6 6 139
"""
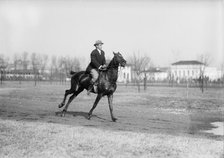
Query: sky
0 0 223 69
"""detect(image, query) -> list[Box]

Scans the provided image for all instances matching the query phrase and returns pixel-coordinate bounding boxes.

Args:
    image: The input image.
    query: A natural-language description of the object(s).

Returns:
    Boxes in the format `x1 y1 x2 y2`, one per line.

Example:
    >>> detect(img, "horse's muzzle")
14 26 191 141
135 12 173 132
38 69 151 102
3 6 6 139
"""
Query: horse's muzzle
121 60 126 67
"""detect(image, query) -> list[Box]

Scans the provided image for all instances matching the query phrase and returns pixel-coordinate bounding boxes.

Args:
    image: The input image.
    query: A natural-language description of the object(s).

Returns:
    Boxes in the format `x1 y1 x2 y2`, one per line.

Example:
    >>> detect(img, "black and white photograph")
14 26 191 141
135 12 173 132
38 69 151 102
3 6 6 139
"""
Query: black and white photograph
0 0 223 157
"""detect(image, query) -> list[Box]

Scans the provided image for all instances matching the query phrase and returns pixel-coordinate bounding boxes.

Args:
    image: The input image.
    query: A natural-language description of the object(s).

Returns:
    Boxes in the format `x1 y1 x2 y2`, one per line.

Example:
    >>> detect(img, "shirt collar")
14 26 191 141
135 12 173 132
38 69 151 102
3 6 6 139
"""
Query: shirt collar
97 49 101 54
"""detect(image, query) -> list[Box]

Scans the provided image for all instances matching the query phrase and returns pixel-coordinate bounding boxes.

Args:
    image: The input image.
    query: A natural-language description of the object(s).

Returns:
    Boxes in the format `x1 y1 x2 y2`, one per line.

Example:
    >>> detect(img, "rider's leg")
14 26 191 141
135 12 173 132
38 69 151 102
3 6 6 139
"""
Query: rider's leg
87 69 99 94
91 69 99 83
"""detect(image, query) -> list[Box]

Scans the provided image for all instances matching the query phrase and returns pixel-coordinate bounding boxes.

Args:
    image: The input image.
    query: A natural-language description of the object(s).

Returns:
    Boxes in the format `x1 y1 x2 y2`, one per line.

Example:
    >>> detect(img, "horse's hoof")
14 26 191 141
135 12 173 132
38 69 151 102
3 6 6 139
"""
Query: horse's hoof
58 103 64 108
87 114 91 120
61 111 66 117
112 118 118 122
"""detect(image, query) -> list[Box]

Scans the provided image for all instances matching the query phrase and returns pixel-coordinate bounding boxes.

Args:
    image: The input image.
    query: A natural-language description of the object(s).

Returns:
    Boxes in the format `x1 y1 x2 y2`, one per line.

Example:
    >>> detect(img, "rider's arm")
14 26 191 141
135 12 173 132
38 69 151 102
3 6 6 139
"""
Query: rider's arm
102 51 106 65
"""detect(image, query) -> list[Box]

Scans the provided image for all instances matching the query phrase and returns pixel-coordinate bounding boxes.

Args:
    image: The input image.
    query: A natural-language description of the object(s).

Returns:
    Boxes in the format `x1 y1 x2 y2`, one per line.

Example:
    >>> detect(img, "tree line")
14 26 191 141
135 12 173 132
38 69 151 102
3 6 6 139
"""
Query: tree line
0 52 81 85
0 51 152 89
1 51 223 92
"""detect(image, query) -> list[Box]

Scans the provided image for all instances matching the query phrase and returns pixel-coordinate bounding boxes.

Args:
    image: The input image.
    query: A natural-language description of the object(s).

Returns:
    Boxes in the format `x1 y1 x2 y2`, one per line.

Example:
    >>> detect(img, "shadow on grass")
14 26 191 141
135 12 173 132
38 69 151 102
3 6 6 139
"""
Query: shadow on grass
55 111 108 121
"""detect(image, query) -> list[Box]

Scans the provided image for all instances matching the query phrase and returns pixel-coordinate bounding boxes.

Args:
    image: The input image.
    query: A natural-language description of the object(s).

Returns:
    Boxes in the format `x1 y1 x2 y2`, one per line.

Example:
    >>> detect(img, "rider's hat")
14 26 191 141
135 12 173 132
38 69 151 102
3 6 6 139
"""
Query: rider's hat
94 40 104 46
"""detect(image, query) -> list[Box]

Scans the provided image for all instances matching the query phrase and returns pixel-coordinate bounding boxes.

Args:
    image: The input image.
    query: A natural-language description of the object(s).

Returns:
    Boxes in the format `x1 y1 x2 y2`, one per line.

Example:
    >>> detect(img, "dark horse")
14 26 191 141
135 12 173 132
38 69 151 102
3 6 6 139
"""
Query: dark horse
58 52 126 122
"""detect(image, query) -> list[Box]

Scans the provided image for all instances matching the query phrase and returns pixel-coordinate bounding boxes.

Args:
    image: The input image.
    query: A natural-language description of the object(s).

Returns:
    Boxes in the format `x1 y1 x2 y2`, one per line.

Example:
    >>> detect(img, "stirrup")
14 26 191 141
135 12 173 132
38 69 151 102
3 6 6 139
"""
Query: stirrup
93 85 98 93
87 85 93 95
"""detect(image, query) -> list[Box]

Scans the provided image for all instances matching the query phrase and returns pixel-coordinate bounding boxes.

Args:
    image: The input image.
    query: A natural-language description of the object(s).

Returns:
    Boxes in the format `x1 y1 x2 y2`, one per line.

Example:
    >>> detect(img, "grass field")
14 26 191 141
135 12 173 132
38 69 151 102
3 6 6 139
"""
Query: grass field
0 81 223 158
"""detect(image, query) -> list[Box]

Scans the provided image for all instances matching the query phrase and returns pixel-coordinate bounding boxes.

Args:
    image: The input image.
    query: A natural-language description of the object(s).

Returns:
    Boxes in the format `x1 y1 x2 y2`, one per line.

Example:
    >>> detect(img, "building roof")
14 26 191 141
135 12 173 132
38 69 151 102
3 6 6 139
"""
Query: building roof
172 60 204 65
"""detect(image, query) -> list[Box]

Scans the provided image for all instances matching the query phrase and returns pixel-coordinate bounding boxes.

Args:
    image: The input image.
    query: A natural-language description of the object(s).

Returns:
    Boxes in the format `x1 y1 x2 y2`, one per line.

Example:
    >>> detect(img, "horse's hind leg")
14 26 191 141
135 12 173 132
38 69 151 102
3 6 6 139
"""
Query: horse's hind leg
61 88 83 117
58 89 73 108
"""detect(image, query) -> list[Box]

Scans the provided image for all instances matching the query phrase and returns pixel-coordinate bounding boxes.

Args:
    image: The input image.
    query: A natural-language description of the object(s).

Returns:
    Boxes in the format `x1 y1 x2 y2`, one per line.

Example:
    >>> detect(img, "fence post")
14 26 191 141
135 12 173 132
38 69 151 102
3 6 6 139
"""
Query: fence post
0 70 3 85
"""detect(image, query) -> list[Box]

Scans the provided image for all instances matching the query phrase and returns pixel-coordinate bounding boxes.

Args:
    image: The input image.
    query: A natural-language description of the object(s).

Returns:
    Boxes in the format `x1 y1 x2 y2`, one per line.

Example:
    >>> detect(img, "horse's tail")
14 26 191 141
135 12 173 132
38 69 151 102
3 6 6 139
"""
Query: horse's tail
70 70 77 75
70 71 86 92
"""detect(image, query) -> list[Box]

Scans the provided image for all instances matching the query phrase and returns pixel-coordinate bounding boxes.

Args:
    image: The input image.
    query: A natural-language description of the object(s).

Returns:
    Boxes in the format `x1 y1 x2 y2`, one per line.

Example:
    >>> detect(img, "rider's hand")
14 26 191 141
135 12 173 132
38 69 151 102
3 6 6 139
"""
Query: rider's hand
99 65 102 70
99 65 107 70
102 65 107 69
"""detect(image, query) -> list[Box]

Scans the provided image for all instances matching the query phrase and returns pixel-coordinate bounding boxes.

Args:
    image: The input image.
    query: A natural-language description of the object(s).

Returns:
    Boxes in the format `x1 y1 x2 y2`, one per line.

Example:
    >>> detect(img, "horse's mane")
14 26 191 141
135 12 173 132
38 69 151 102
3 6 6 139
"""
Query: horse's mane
107 56 118 70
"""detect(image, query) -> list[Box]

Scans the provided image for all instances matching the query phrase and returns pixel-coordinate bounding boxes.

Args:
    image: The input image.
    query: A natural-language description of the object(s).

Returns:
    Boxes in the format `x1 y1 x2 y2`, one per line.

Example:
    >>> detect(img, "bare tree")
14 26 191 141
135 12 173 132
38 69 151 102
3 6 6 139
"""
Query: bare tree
13 53 24 84
21 52 29 70
13 53 19 71
58 56 66 83
197 53 212 93
17 51 30 83
31 52 41 86
64 56 81 75
39 54 48 80
221 62 224 86
0 54 8 84
58 55 81 83
50 55 59 83
0 54 8 66
129 52 151 92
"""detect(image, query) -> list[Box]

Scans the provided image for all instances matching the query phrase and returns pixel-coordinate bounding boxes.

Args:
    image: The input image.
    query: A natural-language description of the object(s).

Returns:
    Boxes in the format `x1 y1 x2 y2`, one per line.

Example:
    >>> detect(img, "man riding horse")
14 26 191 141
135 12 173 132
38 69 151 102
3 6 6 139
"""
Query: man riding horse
86 40 107 94
58 40 126 122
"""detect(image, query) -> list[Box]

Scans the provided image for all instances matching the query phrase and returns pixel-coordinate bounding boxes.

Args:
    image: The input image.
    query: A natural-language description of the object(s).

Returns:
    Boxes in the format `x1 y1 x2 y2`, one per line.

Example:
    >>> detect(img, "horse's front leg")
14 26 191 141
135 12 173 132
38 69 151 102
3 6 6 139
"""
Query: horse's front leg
107 94 117 122
88 94 102 120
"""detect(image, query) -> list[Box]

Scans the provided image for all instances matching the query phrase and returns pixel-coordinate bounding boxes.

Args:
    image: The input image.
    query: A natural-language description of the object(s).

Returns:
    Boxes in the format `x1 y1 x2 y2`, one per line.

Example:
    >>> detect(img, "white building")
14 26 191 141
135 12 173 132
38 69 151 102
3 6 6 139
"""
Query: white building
5 69 36 80
171 60 221 81
204 67 222 81
4 62 39 80
171 60 204 80
142 68 169 81
117 64 132 83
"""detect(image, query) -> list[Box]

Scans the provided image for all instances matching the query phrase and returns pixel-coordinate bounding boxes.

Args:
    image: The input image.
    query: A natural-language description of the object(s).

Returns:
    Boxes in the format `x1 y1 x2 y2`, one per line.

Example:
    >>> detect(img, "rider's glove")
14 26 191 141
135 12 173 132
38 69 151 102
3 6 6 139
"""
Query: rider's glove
102 65 107 69
99 65 107 70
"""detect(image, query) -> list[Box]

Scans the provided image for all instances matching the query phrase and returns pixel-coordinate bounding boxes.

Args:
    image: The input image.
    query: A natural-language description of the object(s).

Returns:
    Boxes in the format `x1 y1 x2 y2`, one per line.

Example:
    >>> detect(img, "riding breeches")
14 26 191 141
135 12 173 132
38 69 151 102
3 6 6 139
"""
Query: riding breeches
90 69 99 82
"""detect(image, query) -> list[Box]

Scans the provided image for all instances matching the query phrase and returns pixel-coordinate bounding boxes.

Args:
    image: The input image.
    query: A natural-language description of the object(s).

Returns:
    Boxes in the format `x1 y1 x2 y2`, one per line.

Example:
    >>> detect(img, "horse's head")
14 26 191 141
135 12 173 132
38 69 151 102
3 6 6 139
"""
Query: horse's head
113 52 127 67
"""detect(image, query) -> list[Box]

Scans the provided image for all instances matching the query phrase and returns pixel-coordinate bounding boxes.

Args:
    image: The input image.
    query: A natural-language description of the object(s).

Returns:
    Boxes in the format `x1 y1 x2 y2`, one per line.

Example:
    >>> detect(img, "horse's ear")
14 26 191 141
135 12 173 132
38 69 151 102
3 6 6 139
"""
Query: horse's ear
113 52 116 55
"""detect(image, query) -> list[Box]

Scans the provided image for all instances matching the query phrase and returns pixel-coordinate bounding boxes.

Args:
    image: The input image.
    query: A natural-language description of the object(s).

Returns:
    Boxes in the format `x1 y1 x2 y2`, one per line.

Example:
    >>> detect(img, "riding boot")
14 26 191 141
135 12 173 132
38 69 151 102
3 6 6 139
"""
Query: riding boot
87 80 94 95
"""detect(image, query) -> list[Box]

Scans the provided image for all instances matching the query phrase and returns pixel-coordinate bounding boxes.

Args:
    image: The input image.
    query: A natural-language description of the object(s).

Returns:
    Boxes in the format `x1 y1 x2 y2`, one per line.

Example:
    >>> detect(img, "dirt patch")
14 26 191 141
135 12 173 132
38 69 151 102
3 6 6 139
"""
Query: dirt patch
203 122 224 136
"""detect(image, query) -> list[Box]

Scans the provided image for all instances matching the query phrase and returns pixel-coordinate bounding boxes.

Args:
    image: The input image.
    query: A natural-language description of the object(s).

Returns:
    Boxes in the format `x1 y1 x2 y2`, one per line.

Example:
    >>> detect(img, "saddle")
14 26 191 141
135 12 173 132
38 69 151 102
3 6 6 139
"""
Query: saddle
88 68 107 94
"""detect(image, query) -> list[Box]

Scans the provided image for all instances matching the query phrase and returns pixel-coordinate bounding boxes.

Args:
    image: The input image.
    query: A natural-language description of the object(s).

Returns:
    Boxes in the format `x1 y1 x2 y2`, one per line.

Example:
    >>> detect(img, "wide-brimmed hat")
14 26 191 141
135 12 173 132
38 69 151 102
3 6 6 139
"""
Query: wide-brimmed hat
94 40 104 46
